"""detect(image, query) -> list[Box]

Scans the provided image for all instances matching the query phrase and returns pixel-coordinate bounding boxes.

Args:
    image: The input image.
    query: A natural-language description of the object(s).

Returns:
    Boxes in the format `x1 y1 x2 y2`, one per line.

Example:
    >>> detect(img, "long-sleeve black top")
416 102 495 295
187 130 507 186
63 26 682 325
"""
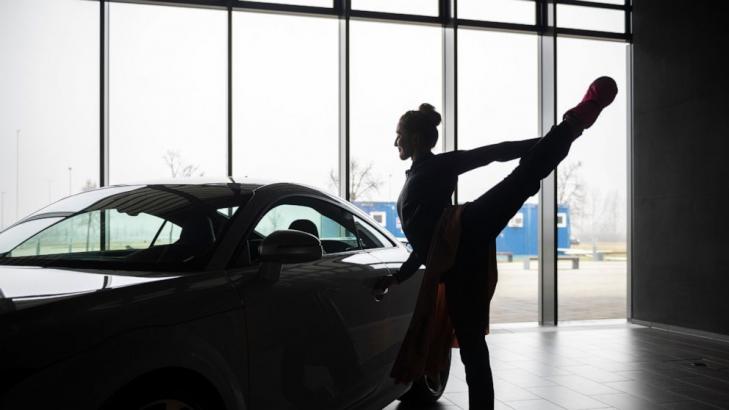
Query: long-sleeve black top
393 138 541 283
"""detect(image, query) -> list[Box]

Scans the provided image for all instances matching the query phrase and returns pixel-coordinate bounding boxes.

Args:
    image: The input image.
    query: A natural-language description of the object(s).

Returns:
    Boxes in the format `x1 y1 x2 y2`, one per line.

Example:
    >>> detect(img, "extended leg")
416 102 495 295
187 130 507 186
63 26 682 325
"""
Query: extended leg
461 76 618 241
461 120 578 241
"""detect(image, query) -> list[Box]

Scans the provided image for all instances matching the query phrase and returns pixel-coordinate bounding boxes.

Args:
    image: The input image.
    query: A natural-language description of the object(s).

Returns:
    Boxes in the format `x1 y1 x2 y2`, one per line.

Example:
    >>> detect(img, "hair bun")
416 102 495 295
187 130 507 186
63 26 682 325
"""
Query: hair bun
418 103 442 127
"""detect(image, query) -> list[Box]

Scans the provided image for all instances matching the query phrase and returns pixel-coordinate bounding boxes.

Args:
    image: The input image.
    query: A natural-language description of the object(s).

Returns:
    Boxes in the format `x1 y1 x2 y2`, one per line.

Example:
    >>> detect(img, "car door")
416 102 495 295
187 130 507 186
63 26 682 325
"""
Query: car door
230 195 391 410
351 215 423 379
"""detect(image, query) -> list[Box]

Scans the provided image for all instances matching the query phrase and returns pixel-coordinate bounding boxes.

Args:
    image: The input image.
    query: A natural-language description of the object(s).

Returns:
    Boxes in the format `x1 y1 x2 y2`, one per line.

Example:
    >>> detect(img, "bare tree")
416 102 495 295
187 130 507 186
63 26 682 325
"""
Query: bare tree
590 188 623 241
557 161 586 212
557 160 586 235
580 187 626 245
162 150 205 178
328 159 384 201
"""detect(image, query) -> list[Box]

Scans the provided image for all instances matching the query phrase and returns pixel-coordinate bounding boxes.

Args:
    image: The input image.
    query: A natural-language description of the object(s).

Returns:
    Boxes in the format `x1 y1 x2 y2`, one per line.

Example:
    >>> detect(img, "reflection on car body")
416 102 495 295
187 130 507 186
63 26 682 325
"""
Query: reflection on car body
0 179 446 410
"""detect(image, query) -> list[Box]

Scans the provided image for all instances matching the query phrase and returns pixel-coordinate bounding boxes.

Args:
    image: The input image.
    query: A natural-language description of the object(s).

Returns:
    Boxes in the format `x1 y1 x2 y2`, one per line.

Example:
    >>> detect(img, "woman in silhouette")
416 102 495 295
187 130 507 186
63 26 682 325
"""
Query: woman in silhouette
375 77 618 409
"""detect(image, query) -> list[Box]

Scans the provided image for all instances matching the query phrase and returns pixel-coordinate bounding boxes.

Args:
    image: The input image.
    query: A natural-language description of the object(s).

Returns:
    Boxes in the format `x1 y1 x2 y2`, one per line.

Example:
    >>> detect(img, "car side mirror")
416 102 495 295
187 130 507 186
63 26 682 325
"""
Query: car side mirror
258 229 323 282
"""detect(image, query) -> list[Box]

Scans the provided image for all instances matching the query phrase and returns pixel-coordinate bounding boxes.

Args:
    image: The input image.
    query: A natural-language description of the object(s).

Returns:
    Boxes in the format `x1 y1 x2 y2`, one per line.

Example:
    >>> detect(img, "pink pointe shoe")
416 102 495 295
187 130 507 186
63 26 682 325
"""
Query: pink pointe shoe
563 76 618 130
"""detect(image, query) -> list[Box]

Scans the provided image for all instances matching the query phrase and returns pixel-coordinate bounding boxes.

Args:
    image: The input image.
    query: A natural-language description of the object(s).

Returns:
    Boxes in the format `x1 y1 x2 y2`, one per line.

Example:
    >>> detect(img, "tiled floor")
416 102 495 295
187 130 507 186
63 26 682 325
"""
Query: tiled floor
384 322 729 409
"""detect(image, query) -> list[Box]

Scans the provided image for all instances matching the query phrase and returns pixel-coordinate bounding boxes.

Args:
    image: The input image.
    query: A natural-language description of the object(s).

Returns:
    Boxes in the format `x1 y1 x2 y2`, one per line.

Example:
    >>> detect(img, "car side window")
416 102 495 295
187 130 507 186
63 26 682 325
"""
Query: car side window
246 198 360 264
8 210 180 257
353 215 395 250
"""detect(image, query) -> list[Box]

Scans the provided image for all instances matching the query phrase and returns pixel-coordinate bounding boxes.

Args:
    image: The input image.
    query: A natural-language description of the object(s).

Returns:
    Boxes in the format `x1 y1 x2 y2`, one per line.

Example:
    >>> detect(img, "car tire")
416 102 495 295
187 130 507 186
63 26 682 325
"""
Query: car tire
104 375 223 410
398 349 451 405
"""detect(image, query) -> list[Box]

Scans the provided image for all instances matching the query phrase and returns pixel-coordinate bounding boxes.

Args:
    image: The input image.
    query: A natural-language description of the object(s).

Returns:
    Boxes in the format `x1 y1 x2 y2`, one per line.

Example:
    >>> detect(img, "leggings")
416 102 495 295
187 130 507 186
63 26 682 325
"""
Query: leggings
445 121 579 409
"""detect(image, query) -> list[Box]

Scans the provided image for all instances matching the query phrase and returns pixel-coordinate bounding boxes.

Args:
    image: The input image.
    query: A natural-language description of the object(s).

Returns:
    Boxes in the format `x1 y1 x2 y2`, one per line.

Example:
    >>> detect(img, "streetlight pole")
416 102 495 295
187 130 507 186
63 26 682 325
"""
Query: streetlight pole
68 167 73 196
16 129 20 220
1 191 5 230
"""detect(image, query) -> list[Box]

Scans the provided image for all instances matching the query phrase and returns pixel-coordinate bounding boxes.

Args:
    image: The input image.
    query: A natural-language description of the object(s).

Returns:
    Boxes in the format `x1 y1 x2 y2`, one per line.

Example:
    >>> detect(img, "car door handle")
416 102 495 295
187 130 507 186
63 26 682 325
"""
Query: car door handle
373 287 388 302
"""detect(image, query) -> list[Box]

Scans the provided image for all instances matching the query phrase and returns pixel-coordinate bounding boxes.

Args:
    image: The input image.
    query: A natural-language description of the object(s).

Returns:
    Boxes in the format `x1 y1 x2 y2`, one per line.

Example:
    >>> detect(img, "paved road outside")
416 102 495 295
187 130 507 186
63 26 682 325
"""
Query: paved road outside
491 260 627 323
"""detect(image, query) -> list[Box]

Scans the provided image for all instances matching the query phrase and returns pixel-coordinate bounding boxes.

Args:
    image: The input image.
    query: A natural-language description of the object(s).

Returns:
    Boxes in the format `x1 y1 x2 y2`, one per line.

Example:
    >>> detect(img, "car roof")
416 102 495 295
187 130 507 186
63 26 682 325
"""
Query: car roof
107 179 348 203
105 176 271 190
18 178 371 229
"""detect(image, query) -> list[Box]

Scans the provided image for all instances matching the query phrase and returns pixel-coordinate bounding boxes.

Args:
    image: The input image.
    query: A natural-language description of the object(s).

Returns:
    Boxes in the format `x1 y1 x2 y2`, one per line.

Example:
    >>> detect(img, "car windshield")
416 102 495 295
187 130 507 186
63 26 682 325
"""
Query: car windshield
0 184 252 271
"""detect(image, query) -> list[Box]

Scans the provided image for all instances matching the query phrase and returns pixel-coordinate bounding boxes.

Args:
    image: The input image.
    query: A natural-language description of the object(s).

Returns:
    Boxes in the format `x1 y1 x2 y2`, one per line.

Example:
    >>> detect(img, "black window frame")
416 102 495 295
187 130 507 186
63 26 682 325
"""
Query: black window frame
352 214 396 250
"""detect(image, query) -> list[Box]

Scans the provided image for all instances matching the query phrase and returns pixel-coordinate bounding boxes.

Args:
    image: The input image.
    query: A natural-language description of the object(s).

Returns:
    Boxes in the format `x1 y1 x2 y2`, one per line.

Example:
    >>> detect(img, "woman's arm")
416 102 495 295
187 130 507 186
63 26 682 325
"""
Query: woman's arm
372 251 423 295
393 251 423 283
454 137 541 175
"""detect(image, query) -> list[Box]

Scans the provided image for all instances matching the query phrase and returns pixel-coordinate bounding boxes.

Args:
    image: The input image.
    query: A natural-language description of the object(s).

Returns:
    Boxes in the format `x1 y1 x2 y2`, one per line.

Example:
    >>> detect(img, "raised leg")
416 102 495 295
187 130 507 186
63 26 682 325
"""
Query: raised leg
461 120 579 242
461 75 618 242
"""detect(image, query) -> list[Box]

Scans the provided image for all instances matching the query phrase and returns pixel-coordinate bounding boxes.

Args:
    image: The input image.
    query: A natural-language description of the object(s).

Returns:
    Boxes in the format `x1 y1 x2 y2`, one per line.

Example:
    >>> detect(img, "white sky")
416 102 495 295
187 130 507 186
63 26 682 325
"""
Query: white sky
232 12 339 195
0 0 628 232
108 3 228 184
349 20 443 201
457 28 540 204
0 0 98 228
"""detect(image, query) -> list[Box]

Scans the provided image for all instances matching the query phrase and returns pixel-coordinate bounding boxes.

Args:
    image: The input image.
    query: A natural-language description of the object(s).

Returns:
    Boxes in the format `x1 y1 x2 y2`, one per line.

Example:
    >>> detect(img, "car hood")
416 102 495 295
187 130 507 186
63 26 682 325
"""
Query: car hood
0 266 178 312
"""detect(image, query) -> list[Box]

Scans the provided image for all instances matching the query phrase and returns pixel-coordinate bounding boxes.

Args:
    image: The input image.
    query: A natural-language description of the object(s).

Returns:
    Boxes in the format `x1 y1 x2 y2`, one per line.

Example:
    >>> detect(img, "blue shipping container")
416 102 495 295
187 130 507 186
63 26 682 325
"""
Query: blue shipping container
353 201 570 257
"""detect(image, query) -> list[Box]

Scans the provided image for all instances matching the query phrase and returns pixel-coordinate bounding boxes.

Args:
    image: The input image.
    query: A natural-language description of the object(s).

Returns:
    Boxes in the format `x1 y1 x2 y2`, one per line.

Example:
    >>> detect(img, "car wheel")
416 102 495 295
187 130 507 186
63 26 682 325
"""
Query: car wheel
104 375 223 410
138 398 199 410
399 350 451 404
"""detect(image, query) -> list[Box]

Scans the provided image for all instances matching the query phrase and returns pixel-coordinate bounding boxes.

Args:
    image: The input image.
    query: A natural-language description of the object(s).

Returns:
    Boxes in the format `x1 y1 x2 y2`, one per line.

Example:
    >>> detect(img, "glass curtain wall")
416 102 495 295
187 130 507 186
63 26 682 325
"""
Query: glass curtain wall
457 29 540 323
232 12 339 194
2 0 632 324
0 0 99 227
557 37 628 321
349 20 442 219
108 3 227 184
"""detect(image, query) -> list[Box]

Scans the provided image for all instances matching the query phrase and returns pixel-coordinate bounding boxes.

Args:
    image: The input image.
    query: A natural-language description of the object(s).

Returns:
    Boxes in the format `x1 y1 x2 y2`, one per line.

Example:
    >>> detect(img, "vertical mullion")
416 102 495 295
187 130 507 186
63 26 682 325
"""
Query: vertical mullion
442 1 457 200
338 1 350 200
100 0 109 250
626 43 633 321
227 4 233 177
625 0 631 35
100 0 109 187
538 0 558 326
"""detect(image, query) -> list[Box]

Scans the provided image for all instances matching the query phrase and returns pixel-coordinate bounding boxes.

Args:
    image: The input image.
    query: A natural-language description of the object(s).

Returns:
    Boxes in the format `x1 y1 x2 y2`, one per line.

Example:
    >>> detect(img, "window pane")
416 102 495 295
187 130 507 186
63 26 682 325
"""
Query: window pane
108 3 227 184
253 204 358 254
458 0 536 25
350 20 442 213
557 4 625 33
351 0 438 16
8 213 88 256
153 221 182 246
4 185 246 267
354 215 394 249
108 211 168 251
0 0 99 227
30 186 139 216
352 201 405 238
248 0 332 6
575 0 625 5
458 29 539 324
8 210 166 256
233 13 338 195
0 218 63 254
557 37 628 321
